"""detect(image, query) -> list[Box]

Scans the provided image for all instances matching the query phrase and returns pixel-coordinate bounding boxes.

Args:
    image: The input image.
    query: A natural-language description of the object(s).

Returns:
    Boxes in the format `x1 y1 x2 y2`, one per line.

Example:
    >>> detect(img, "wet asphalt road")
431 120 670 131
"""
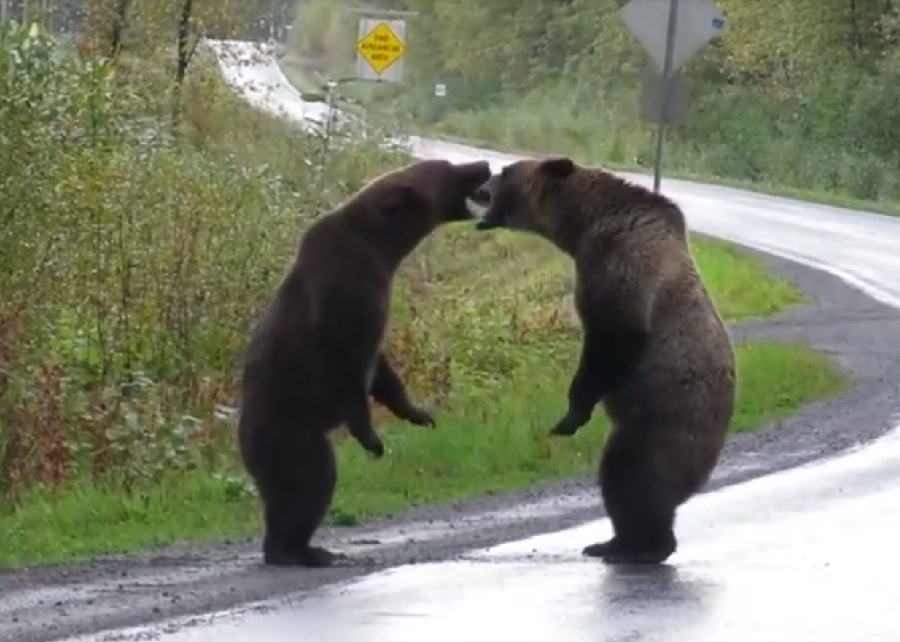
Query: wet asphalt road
4 40 900 642
61 428 900 641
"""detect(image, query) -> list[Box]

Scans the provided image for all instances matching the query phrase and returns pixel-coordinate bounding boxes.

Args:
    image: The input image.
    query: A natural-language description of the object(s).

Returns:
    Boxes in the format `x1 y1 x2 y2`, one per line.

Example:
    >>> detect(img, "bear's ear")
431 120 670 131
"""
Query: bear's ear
379 184 425 218
538 156 575 179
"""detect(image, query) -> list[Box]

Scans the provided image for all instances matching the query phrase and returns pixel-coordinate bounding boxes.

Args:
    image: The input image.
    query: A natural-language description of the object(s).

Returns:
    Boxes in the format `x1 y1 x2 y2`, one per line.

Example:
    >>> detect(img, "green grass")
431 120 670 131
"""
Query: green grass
1 339 843 567
0 340 843 567
689 236 803 320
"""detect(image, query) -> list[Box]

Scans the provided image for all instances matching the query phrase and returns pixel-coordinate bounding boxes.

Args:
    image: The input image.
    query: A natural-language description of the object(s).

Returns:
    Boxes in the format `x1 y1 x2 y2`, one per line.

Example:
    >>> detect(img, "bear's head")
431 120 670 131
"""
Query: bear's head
334 158 492 269
471 156 576 236
360 158 492 232
471 156 685 256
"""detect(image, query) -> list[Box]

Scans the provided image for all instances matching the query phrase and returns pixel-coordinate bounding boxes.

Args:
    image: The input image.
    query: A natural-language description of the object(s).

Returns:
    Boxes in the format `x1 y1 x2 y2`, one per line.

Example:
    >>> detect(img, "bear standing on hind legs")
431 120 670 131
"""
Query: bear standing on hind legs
472 157 736 565
238 159 492 568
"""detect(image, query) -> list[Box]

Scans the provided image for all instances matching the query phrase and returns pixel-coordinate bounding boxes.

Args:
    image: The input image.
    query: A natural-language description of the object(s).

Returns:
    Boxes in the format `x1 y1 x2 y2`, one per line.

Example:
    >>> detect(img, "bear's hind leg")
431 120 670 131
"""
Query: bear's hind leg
585 431 678 565
259 435 341 567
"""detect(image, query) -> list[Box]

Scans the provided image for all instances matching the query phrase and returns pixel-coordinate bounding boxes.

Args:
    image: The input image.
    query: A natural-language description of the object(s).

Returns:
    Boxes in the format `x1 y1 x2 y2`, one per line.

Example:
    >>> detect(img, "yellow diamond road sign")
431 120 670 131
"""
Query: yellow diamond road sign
356 21 405 75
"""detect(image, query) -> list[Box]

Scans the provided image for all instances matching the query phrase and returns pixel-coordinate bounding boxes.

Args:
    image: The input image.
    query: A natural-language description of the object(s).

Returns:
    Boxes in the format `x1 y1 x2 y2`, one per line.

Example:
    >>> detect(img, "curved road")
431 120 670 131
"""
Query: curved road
20 40 900 641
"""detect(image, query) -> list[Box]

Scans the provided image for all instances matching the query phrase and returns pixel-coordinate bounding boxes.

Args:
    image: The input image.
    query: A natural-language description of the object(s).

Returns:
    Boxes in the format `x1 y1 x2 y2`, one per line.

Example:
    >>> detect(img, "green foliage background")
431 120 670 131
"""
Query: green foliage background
290 0 900 204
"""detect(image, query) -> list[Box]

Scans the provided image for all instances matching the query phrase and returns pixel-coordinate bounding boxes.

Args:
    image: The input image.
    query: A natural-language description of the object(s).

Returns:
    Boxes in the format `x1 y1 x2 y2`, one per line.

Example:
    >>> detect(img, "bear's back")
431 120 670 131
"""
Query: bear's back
602 234 735 493
240 210 391 436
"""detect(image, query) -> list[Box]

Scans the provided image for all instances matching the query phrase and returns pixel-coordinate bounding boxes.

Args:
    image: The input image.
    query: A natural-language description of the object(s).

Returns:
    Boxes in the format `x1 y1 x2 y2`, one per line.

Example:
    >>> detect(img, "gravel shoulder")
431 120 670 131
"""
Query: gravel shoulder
3 240 900 642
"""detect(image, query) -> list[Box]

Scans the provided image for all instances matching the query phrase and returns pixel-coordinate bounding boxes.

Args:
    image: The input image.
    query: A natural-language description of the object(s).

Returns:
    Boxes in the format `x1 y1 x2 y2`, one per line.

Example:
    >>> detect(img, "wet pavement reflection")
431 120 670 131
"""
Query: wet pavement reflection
70 430 900 642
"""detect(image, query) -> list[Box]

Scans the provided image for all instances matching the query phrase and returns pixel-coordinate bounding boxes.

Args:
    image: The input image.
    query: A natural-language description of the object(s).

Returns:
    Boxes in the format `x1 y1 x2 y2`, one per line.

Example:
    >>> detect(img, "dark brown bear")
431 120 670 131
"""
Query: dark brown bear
472 156 736 564
238 158 491 568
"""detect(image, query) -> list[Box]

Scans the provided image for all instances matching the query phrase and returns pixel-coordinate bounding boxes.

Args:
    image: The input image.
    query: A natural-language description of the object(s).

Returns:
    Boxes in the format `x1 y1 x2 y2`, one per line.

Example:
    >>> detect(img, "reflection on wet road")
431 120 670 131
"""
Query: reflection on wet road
69 429 900 642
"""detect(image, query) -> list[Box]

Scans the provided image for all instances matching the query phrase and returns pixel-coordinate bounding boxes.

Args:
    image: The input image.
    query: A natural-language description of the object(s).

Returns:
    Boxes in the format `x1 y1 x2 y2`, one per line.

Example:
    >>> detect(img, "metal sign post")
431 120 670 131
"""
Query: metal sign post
652 0 679 194
620 0 727 193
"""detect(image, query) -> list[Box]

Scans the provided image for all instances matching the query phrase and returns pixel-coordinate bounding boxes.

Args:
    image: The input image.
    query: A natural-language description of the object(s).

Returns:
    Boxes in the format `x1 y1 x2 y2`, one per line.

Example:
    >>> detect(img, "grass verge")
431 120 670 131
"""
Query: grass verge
1 340 843 567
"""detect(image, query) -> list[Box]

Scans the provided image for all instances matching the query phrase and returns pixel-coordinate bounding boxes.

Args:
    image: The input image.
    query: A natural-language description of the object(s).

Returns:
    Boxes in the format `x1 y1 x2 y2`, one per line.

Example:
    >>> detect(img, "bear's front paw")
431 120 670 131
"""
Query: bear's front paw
404 405 436 428
550 419 579 437
359 434 385 458
549 409 589 437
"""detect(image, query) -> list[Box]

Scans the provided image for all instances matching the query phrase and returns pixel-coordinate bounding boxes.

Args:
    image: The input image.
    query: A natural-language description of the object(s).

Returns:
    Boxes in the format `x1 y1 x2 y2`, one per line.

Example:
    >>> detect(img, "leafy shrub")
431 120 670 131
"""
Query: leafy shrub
0 21 404 502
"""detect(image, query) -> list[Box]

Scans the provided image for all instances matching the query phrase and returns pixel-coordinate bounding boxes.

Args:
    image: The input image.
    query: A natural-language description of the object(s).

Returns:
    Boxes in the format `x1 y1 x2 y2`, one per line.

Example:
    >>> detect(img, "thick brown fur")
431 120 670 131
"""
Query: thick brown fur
238 159 492 568
473 157 736 565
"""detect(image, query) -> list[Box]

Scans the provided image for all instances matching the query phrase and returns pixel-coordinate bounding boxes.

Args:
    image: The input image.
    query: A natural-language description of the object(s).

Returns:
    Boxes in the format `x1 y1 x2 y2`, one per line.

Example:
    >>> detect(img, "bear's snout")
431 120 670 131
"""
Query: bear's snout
471 186 491 206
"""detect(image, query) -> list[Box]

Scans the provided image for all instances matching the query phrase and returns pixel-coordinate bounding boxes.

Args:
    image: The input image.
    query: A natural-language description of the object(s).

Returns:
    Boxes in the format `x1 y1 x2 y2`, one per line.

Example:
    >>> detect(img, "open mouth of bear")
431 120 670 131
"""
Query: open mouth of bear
468 186 500 229
463 186 489 220
470 186 491 208
460 198 480 218
460 187 489 219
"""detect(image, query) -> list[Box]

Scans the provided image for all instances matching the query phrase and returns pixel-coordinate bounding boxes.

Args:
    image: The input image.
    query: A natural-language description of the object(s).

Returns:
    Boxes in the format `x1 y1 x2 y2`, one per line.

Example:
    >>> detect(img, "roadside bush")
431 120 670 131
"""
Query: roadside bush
0 21 404 502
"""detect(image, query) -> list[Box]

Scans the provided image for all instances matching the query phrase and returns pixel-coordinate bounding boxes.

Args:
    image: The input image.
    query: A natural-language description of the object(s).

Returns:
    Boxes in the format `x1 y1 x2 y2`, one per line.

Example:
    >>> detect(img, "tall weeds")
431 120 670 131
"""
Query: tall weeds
0 22 403 503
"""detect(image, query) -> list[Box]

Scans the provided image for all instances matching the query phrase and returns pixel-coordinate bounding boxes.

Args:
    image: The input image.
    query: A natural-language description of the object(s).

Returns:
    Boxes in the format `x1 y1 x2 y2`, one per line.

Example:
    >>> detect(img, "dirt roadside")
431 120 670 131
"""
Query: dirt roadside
3 243 900 642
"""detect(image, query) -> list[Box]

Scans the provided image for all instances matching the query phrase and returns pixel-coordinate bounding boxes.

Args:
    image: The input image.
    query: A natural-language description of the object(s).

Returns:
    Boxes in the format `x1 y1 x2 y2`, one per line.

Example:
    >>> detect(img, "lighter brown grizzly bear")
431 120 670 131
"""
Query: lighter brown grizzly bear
238 158 492 568
472 156 736 564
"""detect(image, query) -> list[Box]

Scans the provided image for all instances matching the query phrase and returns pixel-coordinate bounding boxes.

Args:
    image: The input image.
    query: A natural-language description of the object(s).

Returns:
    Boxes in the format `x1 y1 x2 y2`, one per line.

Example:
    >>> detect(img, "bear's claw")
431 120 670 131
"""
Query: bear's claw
404 405 436 428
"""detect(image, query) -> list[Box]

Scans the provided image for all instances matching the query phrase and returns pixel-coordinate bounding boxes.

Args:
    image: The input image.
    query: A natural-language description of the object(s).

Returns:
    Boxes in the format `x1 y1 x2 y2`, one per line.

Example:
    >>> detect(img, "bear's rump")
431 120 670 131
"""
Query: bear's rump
609 344 734 416
605 415 726 501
